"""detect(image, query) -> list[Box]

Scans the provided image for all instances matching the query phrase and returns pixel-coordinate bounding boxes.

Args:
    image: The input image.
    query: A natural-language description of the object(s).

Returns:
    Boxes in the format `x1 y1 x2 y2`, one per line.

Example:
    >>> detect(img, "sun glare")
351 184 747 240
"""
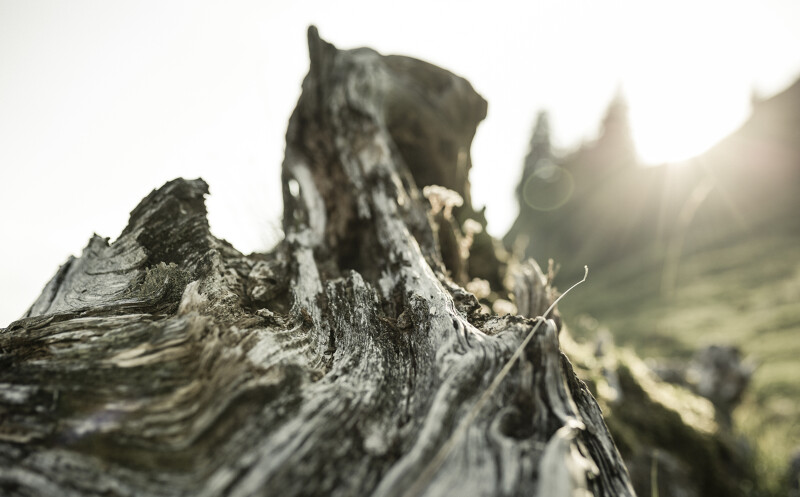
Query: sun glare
615 0 765 166
628 86 750 165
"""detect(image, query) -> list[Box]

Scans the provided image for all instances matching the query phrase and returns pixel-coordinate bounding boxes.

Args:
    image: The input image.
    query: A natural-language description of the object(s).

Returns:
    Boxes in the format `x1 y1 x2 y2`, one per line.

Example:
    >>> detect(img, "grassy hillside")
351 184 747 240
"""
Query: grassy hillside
560 229 800 494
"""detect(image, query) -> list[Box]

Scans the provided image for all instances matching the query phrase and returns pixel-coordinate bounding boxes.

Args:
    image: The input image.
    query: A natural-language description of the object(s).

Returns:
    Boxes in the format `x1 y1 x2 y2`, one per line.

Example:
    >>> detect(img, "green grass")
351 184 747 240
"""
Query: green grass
560 230 800 495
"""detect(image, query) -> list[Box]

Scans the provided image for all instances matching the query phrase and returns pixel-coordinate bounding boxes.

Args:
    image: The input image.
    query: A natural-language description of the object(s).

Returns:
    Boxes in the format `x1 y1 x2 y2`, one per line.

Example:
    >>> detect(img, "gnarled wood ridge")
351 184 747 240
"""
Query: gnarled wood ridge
0 28 634 496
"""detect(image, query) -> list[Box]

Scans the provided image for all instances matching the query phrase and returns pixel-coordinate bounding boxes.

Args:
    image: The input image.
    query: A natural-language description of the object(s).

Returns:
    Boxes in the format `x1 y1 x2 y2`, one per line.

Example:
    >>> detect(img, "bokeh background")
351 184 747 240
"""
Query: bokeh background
2 1 800 493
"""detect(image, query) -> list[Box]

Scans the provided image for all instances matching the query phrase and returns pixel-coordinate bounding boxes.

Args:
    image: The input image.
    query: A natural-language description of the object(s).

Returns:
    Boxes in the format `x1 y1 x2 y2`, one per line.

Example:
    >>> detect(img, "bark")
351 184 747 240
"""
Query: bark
0 28 634 497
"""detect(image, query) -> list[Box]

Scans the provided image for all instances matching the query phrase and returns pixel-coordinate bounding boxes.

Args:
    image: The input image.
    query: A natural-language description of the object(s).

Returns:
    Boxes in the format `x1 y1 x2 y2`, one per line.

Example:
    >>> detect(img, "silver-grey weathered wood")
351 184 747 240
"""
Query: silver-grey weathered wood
0 28 634 497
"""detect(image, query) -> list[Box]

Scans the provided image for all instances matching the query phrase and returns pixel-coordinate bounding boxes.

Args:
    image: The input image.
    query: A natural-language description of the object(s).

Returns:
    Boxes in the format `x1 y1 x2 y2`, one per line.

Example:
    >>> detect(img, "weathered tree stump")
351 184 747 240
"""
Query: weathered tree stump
0 28 634 496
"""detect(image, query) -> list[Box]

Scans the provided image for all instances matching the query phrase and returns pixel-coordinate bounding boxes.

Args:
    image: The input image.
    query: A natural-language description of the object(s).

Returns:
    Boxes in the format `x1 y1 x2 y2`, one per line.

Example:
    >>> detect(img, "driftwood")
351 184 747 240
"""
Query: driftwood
0 28 634 496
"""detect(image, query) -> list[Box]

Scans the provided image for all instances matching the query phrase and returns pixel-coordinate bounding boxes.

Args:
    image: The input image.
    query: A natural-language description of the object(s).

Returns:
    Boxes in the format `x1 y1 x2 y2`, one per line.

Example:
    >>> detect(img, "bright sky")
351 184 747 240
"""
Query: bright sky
1 0 799 326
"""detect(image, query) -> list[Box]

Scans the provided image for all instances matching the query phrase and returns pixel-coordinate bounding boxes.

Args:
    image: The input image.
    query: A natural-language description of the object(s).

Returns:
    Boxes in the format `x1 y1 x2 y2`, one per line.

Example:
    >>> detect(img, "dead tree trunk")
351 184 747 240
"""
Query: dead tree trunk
0 28 634 497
